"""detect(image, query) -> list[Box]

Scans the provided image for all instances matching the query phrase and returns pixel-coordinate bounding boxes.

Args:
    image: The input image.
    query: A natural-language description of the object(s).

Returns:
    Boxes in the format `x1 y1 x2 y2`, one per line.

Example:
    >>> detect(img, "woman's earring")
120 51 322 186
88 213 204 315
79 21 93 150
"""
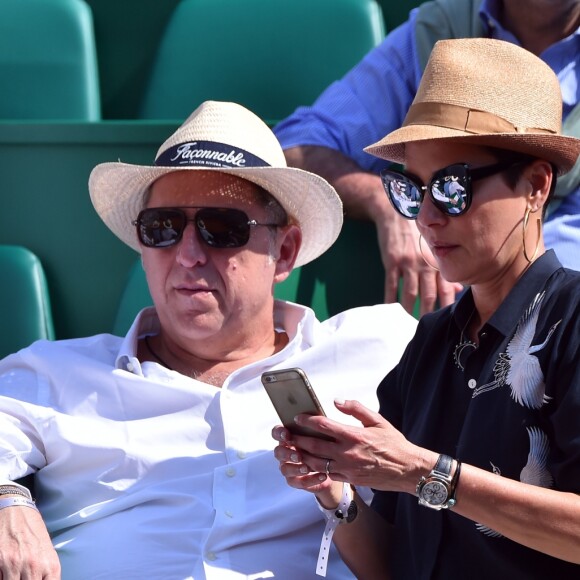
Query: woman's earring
419 234 440 271
522 207 541 264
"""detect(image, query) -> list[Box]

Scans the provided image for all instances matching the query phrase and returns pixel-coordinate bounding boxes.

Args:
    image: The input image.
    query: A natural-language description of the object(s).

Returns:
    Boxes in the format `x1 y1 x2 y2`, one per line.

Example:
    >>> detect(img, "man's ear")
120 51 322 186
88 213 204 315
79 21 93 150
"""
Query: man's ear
524 159 553 213
273 224 302 284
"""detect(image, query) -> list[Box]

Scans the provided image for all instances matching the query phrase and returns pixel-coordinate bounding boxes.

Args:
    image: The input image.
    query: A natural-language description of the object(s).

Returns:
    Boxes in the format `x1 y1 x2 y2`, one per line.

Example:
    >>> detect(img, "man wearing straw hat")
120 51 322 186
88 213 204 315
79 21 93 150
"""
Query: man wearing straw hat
275 0 580 316
0 101 416 578
273 39 580 578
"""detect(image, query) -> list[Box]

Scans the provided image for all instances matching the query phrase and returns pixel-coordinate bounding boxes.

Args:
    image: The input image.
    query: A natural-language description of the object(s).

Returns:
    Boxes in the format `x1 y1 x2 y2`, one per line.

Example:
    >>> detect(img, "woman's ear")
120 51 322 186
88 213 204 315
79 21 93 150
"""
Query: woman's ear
524 159 553 213
273 224 302 283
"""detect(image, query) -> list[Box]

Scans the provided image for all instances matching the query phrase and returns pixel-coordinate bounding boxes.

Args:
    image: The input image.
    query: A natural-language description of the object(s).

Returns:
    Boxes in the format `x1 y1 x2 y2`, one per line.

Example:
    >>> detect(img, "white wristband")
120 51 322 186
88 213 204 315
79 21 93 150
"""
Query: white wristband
0 497 38 512
315 482 356 577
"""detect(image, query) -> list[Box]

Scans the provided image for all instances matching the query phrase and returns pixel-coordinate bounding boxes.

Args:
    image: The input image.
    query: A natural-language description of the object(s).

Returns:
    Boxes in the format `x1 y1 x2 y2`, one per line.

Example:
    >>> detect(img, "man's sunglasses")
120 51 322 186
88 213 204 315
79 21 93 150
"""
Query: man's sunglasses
133 207 282 249
380 161 522 219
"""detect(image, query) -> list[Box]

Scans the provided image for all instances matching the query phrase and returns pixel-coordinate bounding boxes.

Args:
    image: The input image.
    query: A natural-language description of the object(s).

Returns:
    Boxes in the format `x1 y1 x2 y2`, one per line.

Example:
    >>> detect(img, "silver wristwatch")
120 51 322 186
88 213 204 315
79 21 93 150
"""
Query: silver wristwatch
416 454 460 510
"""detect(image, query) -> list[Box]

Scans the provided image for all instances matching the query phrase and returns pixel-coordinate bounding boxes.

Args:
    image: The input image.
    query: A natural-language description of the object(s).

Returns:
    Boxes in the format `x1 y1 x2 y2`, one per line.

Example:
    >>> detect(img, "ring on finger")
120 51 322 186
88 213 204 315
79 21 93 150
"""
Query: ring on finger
325 458 331 476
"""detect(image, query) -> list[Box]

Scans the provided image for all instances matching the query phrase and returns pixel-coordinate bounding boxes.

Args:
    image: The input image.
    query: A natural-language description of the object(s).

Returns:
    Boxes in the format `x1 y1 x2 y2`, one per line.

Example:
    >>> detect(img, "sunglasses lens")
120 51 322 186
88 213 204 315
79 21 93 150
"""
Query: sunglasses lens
430 166 469 215
136 208 253 249
137 209 185 247
196 208 250 248
382 172 422 219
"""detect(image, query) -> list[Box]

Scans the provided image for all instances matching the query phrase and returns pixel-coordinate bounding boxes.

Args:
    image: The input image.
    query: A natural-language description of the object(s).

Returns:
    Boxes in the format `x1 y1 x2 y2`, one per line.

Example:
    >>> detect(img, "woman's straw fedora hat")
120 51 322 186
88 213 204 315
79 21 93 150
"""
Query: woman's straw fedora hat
89 100 343 267
365 38 580 174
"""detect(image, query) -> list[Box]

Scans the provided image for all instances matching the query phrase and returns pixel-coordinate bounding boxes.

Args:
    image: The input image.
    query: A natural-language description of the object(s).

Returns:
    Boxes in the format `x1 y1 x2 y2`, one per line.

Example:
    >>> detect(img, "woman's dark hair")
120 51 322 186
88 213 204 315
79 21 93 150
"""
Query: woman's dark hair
484 147 557 218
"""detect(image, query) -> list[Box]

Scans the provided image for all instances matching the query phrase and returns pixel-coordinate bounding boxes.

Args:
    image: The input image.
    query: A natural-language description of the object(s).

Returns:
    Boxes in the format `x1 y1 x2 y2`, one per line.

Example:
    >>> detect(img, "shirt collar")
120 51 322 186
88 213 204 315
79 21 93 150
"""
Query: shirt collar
453 250 563 338
114 301 315 375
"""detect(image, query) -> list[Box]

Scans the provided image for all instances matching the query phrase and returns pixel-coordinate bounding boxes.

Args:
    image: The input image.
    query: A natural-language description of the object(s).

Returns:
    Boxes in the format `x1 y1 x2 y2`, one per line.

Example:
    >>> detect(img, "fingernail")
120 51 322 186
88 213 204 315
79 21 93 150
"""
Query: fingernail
290 453 299 462
280 431 287 441
318 474 326 481
300 466 309 474
334 398 345 405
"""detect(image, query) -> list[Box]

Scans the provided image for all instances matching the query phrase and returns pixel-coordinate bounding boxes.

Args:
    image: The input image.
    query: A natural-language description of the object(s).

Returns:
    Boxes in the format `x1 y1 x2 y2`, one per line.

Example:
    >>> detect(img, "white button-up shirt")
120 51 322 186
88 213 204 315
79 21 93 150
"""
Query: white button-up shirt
0 301 416 579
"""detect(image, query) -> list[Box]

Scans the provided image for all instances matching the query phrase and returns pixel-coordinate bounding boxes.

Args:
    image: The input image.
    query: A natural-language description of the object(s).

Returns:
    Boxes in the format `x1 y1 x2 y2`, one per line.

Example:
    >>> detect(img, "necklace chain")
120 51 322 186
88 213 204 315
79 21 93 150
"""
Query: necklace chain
144 335 174 370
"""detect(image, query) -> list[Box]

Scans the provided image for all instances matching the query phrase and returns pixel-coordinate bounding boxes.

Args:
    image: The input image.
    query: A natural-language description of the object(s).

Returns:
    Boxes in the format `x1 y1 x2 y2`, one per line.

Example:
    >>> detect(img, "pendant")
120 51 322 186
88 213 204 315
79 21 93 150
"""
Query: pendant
453 339 477 371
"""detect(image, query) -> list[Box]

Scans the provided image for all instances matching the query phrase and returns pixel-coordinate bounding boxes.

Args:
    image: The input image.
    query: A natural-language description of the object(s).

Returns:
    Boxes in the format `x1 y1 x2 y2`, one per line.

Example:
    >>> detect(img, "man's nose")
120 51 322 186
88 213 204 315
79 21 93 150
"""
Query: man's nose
176 221 208 267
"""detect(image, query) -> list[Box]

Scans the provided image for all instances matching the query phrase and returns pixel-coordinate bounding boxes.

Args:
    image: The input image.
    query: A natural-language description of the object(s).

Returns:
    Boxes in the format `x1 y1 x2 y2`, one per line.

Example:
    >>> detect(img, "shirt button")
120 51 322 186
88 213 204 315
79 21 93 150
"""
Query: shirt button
237 451 247 459
226 467 236 477
206 551 217 561
468 379 477 389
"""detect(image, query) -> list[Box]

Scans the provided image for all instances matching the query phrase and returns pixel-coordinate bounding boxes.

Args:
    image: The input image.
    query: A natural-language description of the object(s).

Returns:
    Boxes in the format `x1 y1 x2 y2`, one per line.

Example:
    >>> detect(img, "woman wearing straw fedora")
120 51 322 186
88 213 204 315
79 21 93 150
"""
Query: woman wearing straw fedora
273 38 580 578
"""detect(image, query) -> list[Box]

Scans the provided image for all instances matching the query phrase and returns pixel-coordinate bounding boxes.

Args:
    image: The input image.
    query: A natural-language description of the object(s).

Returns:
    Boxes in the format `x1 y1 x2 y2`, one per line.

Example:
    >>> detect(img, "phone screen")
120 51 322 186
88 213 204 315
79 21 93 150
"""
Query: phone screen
261 367 332 440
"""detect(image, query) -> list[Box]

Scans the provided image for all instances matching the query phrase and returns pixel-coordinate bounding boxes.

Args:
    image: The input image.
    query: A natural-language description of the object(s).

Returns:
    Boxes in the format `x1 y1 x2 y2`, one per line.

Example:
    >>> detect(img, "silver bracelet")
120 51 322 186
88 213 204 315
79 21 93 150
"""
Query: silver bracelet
0 485 32 500
0 497 38 512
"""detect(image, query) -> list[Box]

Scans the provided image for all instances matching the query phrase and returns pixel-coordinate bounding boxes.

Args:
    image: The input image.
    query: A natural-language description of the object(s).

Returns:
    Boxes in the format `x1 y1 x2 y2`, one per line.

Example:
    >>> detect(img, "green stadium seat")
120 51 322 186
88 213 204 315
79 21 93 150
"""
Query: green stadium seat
139 0 385 125
113 259 152 336
0 0 100 120
0 246 55 358
376 0 423 31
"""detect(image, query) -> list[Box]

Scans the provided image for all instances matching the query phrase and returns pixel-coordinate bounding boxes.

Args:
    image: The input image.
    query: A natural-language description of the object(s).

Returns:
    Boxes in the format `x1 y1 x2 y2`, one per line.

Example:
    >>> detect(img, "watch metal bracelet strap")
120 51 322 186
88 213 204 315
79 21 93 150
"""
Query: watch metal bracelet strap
0 497 38 512
0 485 32 500
315 482 357 577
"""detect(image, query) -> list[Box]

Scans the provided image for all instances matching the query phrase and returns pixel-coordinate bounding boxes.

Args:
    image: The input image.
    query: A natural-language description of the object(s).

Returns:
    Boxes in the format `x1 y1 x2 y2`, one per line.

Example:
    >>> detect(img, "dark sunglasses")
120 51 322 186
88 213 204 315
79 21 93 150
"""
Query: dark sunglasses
380 161 521 219
133 207 282 249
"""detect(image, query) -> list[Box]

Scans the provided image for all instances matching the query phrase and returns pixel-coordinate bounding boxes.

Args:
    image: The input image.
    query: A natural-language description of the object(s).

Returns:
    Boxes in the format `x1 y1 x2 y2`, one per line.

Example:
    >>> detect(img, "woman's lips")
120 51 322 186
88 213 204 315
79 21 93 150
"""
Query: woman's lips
430 242 459 259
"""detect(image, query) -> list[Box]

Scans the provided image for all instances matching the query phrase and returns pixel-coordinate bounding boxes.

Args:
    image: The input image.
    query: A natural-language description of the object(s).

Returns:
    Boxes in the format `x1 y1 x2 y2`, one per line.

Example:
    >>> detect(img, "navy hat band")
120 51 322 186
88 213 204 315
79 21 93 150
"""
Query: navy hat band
155 140 270 169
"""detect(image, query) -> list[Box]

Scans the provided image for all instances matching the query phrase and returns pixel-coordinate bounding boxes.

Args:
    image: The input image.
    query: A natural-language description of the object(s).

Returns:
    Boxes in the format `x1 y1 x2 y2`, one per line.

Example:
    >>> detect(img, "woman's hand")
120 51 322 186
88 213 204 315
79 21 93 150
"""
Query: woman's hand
272 424 345 508
272 398 435 498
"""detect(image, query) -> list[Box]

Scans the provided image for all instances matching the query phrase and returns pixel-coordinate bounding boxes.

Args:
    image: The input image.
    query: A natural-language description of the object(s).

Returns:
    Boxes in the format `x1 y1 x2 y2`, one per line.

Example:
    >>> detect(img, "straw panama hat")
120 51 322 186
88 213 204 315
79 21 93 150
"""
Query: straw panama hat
365 38 580 173
89 100 343 268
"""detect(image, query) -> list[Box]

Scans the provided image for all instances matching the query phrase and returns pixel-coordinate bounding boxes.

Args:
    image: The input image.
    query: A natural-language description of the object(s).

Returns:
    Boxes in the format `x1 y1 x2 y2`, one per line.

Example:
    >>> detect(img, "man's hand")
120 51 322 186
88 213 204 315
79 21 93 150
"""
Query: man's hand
0 506 61 579
284 146 462 315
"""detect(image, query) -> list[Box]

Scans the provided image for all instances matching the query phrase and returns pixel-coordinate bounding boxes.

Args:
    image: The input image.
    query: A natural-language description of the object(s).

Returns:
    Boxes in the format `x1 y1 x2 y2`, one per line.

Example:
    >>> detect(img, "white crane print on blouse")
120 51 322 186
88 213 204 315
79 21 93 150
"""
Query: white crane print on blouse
471 291 561 408
475 427 554 537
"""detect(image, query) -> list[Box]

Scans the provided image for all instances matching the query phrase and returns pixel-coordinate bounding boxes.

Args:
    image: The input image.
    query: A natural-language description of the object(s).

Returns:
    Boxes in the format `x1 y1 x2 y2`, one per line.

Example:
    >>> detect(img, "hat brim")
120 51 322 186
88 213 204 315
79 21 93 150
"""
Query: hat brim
89 162 343 268
365 125 580 175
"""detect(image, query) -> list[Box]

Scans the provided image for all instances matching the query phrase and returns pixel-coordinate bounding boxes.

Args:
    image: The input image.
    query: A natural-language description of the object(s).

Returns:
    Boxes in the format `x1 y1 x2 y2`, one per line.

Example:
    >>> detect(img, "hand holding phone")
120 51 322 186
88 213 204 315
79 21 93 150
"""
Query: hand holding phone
261 367 333 440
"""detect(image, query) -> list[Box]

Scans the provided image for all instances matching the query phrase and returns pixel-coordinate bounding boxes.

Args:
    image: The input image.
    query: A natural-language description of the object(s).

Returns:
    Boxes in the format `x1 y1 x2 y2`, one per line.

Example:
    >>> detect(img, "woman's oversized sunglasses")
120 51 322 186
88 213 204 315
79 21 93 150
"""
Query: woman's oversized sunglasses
133 207 282 249
380 161 522 219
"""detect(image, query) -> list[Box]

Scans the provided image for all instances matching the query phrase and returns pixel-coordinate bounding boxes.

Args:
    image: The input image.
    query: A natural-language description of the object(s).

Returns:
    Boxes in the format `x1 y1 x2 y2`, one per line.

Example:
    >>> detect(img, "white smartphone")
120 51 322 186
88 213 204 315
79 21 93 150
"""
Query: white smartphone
261 367 332 440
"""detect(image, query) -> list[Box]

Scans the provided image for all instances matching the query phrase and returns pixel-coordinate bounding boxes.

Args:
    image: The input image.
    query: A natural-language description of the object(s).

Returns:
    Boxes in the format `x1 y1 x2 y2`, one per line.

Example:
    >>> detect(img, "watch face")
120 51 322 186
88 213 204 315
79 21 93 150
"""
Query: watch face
421 480 449 505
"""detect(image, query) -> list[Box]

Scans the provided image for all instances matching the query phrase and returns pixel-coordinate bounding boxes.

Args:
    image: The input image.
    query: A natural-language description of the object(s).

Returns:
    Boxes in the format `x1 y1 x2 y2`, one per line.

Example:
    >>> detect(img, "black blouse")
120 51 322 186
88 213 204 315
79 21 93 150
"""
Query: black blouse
373 250 580 579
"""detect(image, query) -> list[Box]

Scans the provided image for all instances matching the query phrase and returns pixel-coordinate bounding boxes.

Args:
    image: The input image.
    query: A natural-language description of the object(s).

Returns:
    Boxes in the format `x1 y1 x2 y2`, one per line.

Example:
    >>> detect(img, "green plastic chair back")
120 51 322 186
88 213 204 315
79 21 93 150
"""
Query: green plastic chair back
0 0 100 120
376 0 423 31
113 259 153 336
139 0 385 124
0 245 55 358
